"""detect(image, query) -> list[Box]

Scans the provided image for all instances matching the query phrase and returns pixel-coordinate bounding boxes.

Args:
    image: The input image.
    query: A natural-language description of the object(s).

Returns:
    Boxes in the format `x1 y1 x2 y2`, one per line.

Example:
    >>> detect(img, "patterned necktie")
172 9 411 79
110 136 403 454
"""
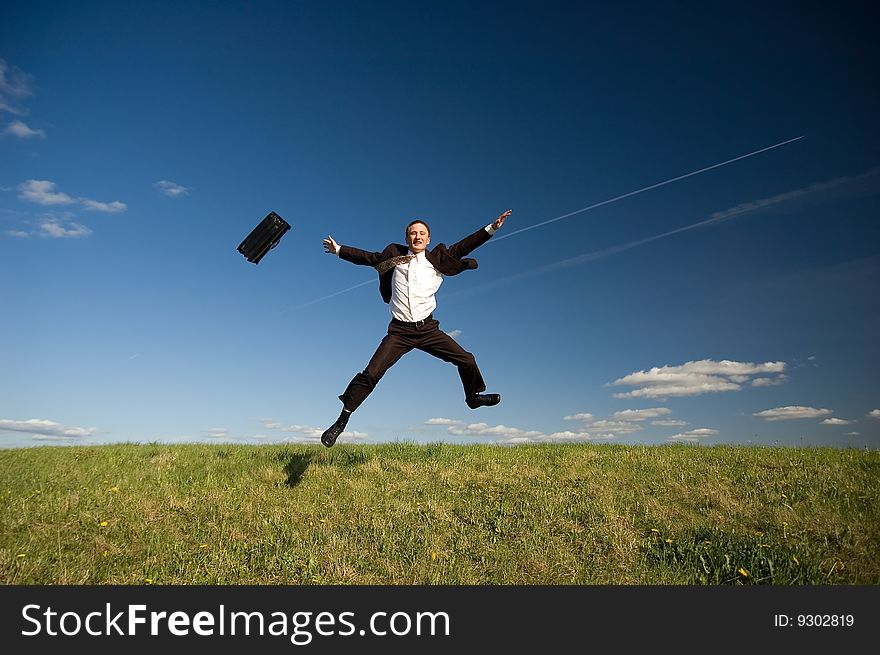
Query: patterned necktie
375 254 417 275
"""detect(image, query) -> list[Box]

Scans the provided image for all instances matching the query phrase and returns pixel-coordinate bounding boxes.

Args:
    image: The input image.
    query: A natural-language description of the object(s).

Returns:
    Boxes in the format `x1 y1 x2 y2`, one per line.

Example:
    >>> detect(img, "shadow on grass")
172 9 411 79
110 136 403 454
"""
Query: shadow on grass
283 453 314 488
282 448 371 487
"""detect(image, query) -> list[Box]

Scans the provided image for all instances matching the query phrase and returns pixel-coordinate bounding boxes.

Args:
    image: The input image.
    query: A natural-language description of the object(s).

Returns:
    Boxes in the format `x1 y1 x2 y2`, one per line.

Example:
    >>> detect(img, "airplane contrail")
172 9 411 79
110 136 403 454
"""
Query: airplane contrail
275 278 374 315
289 135 804 310
445 165 880 301
489 135 804 243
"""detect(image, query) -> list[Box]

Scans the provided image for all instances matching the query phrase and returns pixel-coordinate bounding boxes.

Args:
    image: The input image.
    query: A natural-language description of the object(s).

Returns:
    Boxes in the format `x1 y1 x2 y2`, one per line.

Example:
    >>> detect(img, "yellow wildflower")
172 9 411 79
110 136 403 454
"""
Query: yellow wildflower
738 567 749 577
100 521 109 527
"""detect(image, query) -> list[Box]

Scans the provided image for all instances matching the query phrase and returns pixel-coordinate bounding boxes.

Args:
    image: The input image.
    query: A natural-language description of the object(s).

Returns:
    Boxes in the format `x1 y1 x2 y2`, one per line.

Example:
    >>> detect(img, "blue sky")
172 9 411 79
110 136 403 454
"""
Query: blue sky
2 1 878 449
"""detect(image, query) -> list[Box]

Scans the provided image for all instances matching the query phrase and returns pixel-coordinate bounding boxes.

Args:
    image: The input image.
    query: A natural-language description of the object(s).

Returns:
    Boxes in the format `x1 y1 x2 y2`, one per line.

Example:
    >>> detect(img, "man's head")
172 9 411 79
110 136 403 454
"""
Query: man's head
405 220 431 254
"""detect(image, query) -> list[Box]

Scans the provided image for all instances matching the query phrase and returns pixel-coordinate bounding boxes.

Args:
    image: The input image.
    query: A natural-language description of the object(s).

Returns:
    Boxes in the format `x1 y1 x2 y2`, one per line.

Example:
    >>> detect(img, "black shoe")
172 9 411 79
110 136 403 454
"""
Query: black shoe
321 416 348 447
466 393 502 409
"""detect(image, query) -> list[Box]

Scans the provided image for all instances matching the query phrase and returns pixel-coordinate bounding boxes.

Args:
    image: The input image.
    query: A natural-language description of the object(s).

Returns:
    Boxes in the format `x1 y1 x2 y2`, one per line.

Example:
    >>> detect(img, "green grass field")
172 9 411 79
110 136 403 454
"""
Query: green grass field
1 442 877 585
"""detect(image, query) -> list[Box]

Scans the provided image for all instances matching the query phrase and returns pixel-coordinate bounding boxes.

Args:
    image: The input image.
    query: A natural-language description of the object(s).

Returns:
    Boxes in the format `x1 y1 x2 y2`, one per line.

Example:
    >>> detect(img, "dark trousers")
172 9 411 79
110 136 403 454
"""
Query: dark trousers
339 317 486 412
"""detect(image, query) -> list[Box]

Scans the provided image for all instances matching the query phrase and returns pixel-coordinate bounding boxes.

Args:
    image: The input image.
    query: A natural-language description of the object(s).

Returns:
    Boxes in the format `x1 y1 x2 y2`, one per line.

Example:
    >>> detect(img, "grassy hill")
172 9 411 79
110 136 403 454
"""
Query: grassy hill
1 442 877 584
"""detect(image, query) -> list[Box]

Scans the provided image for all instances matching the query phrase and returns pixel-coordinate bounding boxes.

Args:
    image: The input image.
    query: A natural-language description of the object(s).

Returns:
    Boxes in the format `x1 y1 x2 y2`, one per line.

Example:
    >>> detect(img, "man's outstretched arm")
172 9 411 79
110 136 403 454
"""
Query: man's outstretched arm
323 234 389 267
446 209 512 260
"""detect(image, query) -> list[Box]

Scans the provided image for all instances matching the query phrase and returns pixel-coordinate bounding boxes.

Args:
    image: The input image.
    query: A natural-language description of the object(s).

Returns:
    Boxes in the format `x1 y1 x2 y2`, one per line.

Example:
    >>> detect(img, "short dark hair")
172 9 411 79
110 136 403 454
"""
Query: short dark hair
405 219 430 237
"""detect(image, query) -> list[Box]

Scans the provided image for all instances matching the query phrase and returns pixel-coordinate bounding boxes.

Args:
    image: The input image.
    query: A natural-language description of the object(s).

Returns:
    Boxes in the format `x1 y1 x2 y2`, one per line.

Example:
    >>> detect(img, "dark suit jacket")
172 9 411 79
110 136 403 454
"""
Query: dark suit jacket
338 226 493 303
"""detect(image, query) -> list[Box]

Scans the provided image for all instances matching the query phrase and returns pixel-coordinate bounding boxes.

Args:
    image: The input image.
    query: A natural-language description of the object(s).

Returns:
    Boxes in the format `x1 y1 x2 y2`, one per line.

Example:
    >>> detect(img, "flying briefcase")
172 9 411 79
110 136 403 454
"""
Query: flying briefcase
237 211 291 264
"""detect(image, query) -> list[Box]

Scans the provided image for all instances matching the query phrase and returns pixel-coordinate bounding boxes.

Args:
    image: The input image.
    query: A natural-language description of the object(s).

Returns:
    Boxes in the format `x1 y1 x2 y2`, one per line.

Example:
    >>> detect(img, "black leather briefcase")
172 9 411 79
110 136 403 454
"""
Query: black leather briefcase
237 211 291 264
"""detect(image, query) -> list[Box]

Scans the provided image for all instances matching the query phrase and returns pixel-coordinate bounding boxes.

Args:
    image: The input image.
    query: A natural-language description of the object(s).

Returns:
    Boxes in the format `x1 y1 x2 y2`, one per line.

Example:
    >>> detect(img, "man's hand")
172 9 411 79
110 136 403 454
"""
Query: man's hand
492 209 512 230
323 235 339 254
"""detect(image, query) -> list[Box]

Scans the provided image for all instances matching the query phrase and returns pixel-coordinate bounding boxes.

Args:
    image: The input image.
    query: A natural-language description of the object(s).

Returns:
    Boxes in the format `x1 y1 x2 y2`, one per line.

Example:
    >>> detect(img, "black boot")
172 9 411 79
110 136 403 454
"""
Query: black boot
466 393 502 409
321 410 350 447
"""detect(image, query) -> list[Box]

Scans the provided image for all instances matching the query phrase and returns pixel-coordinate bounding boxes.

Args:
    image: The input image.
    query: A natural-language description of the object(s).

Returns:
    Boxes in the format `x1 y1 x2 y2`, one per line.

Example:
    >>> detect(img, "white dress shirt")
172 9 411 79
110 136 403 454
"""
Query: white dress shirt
390 224 497 323
337 224 497 323
390 250 443 322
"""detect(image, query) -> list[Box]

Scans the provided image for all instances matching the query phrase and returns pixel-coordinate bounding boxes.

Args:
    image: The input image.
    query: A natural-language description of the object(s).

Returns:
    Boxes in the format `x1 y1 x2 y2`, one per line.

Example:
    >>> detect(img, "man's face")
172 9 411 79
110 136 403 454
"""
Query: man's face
406 222 430 254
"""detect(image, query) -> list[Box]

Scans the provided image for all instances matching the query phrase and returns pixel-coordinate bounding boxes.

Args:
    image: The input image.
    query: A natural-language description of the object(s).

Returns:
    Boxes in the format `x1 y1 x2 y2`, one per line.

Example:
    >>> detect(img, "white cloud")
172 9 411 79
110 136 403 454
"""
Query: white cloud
0 418 97 439
447 422 545 439
868 409 880 419
6 229 30 238
611 407 671 421
18 180 75 206
4 120 45 139
444 329 462 338
38 217 92 238
611 359 787 399
154 180 190 198
752 375 789 387
421 404 722 446
1 60 42 138
81 199 127 213
427 413 639 444
425 418 461 426
18 180 127 213
821 418 851 425
668 428 718 443
586 419 645 434
753 406 833 421
204 427 229 438
14 180 127 234
0 59 33 100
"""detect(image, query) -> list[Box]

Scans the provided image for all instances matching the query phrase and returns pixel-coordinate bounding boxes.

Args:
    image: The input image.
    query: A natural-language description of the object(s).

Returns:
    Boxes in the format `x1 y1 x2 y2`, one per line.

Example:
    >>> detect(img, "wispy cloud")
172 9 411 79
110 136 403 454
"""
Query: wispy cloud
611 408 672 421
38 216 93 238
154 180 190 198
81 199 127 213
3 119 45 139
752 375 789 387
753 406 833 421
18 180 74 206
0 59 33 102
0 418 97 440
668 428 718 443
0 58 33 124
446 422 546 439
821 418 852 425
425 418 461 426
563 412 594 421
611 359 787 399
1 59 43 138
868 409 880 419
18 180 127 213
428 406 684 444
